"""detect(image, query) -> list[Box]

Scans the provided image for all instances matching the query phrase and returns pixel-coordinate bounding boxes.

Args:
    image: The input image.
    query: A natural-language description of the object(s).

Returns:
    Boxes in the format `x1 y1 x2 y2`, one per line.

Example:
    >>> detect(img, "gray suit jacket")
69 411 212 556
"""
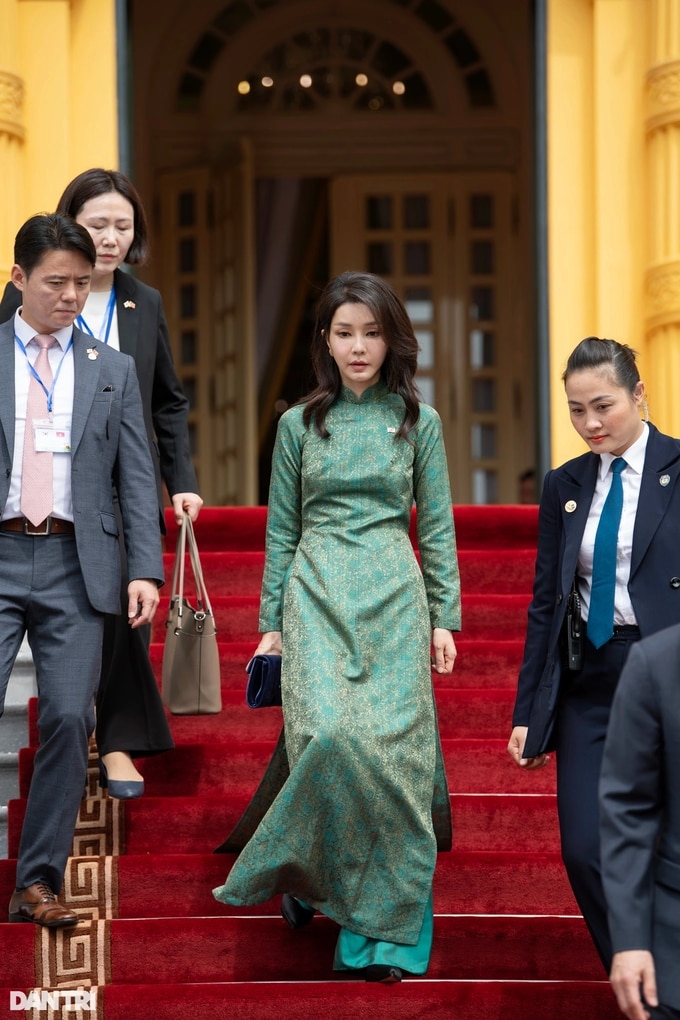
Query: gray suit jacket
600 624 680 1009
0 320 164 614
0 271 197 531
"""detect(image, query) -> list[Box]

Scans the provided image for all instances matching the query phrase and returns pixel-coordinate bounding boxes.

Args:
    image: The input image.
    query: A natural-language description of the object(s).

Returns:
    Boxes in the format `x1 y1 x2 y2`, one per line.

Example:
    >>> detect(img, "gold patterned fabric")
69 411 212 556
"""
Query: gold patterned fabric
213 382 460 944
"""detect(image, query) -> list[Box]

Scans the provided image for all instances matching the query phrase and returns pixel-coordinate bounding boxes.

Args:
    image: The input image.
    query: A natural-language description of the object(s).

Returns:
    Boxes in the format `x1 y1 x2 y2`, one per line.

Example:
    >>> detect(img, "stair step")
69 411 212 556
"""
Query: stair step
146 639 525 691
0 913 602 987
0 707 28 752
7 792 560 859
0 753 19 806
152 593 532 643
26 687 519 750
0 806 7 860
17 738 554 799
162 504 540 553
74 978 622 1020
0 743 20 862
0 849 574 920
160 548 536 597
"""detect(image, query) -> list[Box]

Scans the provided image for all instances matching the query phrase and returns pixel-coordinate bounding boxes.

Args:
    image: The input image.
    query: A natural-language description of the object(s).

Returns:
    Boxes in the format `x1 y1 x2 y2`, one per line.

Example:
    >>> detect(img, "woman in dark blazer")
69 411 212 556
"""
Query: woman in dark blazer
0 169 202 796
507 336 680 973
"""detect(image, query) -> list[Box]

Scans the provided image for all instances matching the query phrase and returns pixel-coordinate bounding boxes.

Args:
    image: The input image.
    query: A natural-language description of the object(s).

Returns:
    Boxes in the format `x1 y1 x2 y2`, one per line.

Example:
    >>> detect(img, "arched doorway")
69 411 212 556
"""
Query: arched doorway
131 0 536 504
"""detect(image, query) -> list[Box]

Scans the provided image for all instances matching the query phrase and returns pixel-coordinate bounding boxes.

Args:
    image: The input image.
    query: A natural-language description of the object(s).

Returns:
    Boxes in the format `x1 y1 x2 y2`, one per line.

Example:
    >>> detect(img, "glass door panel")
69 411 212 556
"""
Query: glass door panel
331 173 526 503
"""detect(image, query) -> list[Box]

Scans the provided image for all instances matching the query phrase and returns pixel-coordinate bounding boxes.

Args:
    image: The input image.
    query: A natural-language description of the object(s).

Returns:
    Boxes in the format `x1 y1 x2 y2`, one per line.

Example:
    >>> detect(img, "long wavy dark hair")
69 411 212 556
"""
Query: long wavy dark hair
301 271 421 439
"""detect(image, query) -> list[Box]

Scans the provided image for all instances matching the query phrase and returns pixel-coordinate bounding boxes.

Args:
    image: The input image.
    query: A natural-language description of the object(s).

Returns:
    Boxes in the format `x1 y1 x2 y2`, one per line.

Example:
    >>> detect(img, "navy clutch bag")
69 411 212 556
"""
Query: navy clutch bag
245 654 282 708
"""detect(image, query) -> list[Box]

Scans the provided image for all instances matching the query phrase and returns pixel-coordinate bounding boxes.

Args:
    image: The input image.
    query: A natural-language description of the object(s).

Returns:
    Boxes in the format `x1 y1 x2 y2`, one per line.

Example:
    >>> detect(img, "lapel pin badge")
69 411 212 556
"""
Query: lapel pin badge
565 500 577 513
123 300 136 309
660 474 670 487
86 347 99 361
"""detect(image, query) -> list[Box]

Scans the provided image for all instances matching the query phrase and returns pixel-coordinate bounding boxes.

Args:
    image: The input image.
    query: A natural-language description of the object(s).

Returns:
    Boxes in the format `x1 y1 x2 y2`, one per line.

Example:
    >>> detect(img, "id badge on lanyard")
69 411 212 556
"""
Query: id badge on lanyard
15 334 74 452
32 419 72 452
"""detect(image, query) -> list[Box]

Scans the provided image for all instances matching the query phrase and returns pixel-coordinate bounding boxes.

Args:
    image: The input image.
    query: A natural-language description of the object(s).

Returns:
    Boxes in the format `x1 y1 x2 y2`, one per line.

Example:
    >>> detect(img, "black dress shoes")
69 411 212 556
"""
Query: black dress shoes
9 883 79 928
281 893 315 929
363 964 403 983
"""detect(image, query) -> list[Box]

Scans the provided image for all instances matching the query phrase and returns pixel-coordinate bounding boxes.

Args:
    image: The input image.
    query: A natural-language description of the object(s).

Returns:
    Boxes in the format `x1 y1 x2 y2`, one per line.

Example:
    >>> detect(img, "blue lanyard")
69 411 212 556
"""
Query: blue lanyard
15 335 74 415
76 286 116 344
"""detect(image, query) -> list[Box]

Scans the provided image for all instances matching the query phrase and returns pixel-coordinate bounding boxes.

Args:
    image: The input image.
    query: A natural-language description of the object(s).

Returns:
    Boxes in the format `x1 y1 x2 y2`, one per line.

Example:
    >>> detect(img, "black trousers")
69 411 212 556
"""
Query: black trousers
555 629 640 973
95 503 173 759
96 607 173 758
649 1006 680 1019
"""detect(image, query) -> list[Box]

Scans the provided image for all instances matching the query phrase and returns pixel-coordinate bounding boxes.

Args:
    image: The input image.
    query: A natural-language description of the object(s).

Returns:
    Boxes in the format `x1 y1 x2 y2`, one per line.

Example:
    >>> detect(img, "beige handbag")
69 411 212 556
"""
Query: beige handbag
161 512 221 714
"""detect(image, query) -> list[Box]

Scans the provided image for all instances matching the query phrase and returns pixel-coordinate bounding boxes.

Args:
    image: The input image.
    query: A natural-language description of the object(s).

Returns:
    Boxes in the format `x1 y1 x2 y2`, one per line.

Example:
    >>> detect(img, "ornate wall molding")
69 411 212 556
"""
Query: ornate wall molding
0 69 24 140
647 60 680 105
153 125 519 176
645 260 680 326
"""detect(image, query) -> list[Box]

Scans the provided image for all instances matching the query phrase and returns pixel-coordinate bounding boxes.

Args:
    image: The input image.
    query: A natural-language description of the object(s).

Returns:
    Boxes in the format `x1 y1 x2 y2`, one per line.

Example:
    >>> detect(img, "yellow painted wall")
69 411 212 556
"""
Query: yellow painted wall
547 0 649 466
0 0 118 282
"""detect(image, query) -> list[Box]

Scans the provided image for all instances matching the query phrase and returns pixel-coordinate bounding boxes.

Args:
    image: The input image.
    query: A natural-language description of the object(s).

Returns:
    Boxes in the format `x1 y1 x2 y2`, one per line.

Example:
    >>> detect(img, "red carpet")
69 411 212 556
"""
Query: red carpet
0 506 622 1019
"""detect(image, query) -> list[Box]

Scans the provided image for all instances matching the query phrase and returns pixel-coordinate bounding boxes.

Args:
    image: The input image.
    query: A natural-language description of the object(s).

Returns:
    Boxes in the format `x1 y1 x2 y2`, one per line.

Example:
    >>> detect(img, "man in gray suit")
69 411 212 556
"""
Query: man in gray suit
1 213 163 927
600 624 680 1020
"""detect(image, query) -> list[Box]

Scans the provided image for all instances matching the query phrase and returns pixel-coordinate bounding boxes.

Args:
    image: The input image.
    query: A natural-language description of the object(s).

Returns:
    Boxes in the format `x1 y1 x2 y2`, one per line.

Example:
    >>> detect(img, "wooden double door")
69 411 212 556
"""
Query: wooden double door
157 164 533 505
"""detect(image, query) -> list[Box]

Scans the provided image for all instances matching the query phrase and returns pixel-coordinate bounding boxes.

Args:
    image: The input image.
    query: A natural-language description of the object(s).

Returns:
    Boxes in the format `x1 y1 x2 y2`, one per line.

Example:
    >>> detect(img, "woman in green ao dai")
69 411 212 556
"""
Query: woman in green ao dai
213 271 461 982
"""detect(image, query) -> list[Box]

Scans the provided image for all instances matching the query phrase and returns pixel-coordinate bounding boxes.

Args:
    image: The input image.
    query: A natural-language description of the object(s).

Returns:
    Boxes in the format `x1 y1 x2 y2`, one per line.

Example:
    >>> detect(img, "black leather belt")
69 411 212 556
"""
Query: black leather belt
611 624 640 637
0 517 75 536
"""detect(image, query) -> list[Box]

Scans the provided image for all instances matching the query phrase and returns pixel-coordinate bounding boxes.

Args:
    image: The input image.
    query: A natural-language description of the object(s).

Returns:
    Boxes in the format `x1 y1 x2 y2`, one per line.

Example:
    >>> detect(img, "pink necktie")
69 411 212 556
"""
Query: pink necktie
21 334 57 527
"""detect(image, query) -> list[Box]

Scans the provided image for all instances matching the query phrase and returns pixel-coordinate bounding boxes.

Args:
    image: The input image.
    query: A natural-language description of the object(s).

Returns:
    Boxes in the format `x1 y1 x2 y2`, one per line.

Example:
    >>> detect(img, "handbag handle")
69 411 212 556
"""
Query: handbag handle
169 510 187 604
168 513 215 620
185 514 214 616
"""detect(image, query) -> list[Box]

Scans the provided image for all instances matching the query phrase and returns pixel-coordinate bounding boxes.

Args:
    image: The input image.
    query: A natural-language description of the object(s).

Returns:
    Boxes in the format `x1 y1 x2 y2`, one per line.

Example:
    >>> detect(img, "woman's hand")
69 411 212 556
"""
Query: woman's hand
431 629 457 674
507 726 550 769
172 492 204 523
253 631 282 656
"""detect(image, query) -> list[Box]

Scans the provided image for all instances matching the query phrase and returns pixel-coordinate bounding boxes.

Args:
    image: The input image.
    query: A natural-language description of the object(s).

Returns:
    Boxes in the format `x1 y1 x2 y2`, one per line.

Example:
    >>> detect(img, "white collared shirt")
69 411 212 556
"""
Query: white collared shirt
81 289 120 350
4 309 75 522
577 423 649 626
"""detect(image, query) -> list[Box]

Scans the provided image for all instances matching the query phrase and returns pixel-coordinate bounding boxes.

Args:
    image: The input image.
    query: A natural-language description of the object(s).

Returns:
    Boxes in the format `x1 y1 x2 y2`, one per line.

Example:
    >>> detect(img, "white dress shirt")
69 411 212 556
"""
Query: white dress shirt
80 288 120 350
577 423 649 626
5 309 75 522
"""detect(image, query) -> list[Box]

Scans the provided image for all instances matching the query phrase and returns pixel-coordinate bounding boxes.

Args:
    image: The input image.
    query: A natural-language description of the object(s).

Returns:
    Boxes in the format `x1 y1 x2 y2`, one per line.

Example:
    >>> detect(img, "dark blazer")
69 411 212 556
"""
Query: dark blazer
600 624 680 1010
0 321 164 613
0 270 197 530
512 424 680 757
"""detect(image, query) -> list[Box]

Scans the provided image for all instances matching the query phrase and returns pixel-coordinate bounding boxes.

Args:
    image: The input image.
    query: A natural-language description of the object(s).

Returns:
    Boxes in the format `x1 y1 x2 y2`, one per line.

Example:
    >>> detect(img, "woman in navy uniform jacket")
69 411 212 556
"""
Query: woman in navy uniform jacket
0 169 202 797
507 336 680 972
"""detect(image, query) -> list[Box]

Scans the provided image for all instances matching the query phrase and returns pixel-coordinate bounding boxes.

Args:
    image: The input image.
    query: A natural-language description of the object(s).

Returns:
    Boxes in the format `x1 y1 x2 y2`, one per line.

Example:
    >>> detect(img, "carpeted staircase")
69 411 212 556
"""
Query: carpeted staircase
0 506 622 1019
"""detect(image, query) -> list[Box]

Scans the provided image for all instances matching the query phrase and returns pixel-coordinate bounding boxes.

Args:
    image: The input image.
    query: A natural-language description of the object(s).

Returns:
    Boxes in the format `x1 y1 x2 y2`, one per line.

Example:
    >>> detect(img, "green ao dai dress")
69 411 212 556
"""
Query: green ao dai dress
213 381 461 972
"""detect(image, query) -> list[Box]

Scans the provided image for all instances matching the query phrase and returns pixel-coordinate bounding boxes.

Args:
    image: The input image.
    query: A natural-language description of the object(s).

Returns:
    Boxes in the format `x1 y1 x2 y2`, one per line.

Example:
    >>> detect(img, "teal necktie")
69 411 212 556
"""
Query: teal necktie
588 457 626 648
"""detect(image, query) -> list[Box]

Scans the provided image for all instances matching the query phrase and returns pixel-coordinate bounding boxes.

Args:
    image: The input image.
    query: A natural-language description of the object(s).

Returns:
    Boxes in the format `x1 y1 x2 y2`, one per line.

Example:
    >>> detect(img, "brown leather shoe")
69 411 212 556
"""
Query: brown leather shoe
9 883 79 928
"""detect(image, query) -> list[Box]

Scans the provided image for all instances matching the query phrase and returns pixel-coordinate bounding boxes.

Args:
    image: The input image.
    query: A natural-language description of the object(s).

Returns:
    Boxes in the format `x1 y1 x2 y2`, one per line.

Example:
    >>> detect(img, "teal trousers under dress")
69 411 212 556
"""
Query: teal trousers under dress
293 894 433 975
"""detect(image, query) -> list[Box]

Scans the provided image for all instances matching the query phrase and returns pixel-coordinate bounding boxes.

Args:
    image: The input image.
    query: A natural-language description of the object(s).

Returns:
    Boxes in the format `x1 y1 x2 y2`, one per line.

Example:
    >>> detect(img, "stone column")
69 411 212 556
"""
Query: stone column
0 0 24 284
645 0 680 433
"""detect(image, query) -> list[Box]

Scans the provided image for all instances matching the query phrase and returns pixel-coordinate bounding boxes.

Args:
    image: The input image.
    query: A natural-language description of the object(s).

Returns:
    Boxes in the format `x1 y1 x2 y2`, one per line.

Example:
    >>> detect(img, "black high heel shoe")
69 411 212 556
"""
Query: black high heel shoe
98 759 144 800
363 965 403 984
281 893 315 929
